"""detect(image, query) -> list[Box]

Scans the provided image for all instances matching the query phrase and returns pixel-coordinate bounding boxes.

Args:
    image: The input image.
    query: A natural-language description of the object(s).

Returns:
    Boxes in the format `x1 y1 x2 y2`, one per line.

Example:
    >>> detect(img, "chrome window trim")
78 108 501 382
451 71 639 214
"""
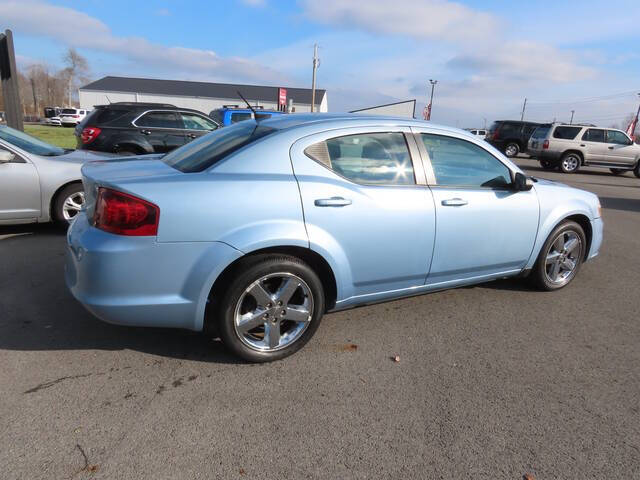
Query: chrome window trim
410 127 518 189
296 126 426 188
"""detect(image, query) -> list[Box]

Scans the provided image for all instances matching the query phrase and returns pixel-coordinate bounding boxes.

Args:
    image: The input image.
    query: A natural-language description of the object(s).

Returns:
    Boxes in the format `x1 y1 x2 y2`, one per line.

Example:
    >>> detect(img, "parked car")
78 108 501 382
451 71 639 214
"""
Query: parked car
486 120 541 157
43 106 62 124
76 102 219 155
467 128 487 138
60 108 90 127
0 111 5 123
66 114 603 362
0 125 114 225
209 106 285 126
528 124 640 176
48 116 62 127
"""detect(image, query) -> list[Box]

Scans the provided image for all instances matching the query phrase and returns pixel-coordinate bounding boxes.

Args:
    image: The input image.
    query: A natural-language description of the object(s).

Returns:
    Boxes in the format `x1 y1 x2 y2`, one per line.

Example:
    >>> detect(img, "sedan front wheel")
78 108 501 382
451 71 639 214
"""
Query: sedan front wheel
53 183 85 224
531 220 586 291
217 255 325 362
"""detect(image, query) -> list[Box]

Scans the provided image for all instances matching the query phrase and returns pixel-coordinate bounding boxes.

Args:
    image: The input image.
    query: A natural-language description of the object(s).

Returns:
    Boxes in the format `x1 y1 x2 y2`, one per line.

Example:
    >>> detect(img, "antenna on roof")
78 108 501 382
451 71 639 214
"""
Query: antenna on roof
236 90 256 116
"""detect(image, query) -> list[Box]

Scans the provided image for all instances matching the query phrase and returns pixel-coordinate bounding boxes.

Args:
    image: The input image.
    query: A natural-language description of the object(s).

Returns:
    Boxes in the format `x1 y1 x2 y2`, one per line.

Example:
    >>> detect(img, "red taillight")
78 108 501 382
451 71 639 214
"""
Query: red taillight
93 188 159 236
543 139 549 149
81 126 101 144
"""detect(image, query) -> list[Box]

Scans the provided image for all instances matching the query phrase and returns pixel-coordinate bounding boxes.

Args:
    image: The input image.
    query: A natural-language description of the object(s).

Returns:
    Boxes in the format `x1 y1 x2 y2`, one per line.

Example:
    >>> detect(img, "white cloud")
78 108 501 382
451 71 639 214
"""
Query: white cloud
301 0 499 44
0 0 286 84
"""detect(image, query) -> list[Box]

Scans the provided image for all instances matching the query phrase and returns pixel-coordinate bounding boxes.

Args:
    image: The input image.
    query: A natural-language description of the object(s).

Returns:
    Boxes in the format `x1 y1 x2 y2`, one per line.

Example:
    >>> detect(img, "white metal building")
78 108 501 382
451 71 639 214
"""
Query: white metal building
79 76 328 114
350 100 416 118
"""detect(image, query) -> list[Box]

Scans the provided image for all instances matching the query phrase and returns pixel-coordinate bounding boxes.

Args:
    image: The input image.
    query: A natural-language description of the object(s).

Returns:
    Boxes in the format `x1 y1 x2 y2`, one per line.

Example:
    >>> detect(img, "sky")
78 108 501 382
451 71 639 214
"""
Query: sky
2 0 640 128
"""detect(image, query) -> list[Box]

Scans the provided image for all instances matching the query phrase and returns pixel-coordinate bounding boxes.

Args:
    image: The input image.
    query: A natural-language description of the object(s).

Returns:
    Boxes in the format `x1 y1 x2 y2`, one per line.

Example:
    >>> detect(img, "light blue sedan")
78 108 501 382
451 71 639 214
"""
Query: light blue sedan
66 115 603 362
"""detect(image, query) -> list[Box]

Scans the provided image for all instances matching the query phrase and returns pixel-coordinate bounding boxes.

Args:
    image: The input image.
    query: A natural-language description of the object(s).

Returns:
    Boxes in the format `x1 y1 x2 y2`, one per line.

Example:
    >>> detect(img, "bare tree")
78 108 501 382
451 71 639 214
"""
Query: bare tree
62 48 90 106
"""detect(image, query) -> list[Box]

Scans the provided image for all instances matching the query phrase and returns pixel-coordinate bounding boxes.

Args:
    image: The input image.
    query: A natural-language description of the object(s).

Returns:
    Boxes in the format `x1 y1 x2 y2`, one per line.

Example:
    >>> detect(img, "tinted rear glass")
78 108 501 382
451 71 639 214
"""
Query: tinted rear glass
553 126 581 139
61 108 77 114
162 120 278 173
499 122 521 137
531 126 550 139
88 108 130 125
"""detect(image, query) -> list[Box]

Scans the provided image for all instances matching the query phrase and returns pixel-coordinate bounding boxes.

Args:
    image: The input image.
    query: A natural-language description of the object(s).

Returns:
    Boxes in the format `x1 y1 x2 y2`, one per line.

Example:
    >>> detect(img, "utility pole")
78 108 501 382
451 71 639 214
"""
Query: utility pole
520 97 527 121
0 29 24 131
426 79 437 121
570 110 575 124
310 43 320 113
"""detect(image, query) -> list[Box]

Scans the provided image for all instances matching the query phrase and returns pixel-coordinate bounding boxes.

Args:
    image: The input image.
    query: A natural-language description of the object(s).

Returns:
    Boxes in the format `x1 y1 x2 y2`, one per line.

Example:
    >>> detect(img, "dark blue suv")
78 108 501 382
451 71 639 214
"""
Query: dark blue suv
209 106 284 126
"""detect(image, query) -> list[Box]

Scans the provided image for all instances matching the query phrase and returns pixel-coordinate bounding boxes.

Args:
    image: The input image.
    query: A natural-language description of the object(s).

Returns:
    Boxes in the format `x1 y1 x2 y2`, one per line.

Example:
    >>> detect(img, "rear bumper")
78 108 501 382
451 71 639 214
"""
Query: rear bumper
532 150 562 162
588 217 603 260
65 213 242 331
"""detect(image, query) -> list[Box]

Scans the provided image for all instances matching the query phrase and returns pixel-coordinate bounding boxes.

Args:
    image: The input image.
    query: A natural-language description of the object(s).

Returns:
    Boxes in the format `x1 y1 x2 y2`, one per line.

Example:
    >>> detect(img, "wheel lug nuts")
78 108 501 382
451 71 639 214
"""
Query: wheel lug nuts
281 310 286 315
267 303 272 308
264 313 269 318
278 301 282 306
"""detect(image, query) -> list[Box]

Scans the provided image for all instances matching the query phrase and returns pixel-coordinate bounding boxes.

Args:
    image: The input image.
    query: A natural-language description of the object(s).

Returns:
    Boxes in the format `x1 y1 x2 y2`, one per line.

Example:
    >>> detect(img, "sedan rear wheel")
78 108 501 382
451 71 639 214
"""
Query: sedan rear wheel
540 159 556 170
217 255 325 362
531 221 585 291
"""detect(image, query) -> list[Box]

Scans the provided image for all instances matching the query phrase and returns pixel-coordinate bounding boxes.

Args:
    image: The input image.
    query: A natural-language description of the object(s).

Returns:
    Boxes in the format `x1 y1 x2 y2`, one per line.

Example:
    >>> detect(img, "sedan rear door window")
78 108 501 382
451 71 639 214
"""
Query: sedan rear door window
304 132 415 185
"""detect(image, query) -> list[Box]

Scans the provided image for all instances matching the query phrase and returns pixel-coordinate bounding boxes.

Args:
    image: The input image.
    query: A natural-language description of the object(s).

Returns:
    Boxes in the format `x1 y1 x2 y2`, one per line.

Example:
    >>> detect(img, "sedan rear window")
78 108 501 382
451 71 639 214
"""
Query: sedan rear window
553 126 581 139
162 120 278 173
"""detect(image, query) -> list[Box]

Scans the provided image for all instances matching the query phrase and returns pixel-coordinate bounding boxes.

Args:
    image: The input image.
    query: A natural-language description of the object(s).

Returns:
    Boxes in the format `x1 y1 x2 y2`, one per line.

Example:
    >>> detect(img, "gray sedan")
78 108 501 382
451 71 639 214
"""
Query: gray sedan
0 125 114 225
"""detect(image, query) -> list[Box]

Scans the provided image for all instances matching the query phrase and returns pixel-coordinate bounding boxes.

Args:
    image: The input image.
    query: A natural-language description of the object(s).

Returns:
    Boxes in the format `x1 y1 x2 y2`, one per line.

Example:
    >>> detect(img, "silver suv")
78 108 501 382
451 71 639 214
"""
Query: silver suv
528 124 640 176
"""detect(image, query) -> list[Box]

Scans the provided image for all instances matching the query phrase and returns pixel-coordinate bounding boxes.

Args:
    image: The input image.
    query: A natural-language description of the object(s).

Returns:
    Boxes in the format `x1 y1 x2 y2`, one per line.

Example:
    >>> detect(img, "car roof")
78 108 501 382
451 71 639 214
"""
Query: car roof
255 113 473 137
92 103 210 116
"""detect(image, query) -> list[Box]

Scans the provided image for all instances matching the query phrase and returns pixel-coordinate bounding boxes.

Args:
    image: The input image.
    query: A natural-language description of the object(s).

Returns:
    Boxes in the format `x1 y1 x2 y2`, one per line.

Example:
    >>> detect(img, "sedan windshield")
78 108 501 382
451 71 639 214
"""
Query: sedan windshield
162 120 278 173
0 125 66 156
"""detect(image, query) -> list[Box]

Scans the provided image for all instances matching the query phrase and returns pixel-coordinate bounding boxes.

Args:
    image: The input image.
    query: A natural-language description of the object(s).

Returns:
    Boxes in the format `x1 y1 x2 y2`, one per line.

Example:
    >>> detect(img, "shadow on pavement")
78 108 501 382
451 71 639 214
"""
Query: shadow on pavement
599 196 640 213
0 224 240 364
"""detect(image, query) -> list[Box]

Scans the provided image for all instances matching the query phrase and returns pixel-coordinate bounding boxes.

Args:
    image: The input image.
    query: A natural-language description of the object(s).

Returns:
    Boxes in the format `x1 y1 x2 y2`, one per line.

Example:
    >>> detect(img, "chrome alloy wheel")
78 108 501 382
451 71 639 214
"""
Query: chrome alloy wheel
62 191 85 222
233 272 314 352
562 155 579 172
505 144 519 157
544 230 582 286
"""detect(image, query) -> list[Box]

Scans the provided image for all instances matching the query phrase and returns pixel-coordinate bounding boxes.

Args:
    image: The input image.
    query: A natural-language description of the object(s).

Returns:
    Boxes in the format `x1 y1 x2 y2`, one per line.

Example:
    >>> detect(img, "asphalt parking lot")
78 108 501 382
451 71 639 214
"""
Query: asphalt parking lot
1 158 639 479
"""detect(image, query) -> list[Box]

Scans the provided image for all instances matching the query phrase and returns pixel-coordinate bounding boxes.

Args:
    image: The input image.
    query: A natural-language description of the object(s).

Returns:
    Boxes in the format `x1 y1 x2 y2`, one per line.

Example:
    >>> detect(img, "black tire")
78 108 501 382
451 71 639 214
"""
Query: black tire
559 152 581 173
217 255 325 362
504 142 520 157
610 168 625 175
540 159 556 170
52 183 84 225
530 220 586 291
634 162 640 179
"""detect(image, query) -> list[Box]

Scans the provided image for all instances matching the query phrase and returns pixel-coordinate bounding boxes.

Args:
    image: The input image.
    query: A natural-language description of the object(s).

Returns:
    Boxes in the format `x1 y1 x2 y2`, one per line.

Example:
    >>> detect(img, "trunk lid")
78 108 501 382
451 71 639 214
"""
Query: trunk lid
81 156 178 219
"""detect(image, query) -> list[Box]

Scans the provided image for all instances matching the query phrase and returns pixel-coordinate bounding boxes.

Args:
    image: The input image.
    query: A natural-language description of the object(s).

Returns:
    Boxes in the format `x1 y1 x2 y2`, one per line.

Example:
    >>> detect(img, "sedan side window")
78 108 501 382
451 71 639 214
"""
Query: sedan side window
304 132 415 185
136 112 181 129
420 134 511 188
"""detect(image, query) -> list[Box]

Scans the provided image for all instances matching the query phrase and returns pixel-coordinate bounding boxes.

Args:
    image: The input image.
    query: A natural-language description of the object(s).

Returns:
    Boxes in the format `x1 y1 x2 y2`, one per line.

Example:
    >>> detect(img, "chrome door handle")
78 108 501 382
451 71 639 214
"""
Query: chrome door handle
441 198 468 207
140 129 151 135
186 133 197 139
314 197 352 207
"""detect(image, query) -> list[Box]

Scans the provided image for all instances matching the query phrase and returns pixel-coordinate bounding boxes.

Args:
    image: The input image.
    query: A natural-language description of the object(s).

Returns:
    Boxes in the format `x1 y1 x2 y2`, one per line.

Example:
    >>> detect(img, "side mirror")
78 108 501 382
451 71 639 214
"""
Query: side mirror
0 150 16 164
513 171 533 191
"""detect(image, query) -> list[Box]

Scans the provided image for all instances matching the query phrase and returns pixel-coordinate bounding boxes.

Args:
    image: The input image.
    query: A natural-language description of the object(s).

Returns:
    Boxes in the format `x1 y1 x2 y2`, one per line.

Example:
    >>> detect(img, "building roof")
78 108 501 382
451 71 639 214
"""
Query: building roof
80 76 325 105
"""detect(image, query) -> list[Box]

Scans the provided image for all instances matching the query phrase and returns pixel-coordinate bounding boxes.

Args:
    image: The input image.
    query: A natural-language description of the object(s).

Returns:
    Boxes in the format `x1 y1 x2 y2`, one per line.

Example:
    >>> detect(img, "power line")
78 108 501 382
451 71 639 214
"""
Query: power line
526 90 639 106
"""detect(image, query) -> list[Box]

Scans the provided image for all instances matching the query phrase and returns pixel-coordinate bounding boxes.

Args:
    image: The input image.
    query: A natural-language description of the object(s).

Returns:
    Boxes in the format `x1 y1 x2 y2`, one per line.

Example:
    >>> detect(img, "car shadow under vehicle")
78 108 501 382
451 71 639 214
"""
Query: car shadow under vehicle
0 224 239 364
